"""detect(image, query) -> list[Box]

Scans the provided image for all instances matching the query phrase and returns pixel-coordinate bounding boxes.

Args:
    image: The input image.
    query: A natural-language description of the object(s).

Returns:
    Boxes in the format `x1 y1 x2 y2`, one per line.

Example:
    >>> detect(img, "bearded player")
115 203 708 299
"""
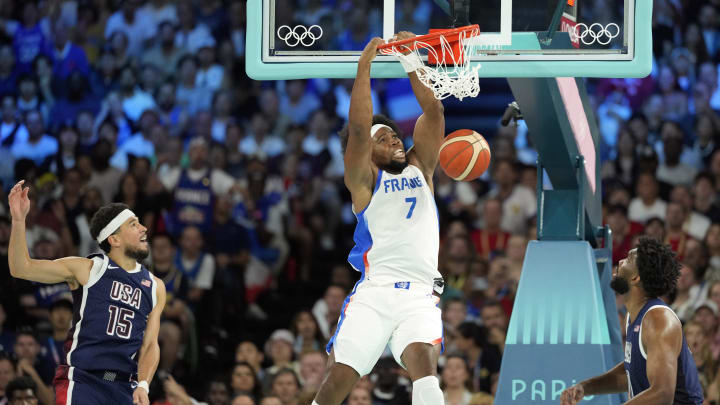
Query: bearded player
561 237 702 405
312 33 446 405
8 180 165 405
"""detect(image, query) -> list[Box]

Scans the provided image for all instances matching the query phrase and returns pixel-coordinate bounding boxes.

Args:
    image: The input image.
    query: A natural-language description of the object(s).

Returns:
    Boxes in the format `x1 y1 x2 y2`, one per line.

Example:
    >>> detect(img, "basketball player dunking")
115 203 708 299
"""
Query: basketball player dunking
561 237 703 405
312 34 446 405
8 180 166 405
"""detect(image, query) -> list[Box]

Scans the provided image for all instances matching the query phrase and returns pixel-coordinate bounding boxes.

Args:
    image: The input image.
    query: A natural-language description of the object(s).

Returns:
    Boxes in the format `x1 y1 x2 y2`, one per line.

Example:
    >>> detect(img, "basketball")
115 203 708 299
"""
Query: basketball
438 129 491 181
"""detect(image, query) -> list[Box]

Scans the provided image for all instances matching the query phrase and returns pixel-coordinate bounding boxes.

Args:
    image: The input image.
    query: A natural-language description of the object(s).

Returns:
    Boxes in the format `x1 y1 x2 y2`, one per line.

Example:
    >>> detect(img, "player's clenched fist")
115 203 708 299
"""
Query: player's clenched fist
560 384 584 405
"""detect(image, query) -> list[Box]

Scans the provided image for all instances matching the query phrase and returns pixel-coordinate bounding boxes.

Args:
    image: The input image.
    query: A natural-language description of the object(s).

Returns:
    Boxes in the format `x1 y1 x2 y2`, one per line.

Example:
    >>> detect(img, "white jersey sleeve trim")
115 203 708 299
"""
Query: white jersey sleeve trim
85 255 109 288
151 276 158 310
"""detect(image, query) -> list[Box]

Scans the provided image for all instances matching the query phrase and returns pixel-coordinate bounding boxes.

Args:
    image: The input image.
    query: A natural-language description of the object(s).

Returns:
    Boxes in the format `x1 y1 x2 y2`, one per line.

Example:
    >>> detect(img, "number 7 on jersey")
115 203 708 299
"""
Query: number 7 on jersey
405 197 417 219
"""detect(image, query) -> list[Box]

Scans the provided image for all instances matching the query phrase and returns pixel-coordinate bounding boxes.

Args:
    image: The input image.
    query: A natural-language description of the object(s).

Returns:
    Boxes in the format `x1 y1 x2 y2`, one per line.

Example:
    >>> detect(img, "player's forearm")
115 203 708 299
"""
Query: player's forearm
137 342 160 384
579 362 627 396
348 61 373 134
9 219 32 278
623 386 674 405
408 72 443 115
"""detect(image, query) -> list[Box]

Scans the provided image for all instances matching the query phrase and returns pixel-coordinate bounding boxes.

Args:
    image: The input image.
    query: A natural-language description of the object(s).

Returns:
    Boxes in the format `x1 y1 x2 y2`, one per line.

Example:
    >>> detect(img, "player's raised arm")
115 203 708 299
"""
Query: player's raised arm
623 309 681 405
8 181 92 285
393 31 445 177
133 276 166 405
344 37 384 190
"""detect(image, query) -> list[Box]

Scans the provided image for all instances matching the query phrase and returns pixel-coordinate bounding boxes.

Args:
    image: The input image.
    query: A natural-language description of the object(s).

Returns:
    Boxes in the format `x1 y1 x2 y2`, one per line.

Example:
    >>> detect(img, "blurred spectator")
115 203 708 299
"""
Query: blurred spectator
140 0 179 27
279 81 321 125
240 114 286 159
104 0 157 57
175 56 213 116
117 66 157 123
290 311 323 355
442 298 468 332
670 185 711 240
483 159 535 235
3 2 50 73
41 298 72 371
600 127 636 186
454 323 501 394
311 285 346 340
442 354 473 405
470 198 509 261
174 1 214 54
0 95 28 147
0 353 16 403
628 172 667 223
232 394 255 405
665 201 692 260
230 362 262 401
48 19 89 82
176 225 215 303
142 21 186 80
346 386 372 405
298 351 324 394
16 75 49 127
260 396 283 405
114 109 158 170
86 139 123 204
264 330 297 378
480 301 508 355
12 331 53 403
4 376 38 405
162 137 235 235
657 122 697 186
672 264 705 322
0 44 18 96
235 341 265 378
370 356 410 405
269 368 300 405
693 172 720 223
196 38 224 92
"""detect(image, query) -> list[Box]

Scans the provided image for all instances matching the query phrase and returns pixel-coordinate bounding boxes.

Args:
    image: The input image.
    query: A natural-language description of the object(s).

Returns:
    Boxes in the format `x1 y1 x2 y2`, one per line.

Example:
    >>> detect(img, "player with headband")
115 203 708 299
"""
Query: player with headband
8 180 165 405
313 33 447 405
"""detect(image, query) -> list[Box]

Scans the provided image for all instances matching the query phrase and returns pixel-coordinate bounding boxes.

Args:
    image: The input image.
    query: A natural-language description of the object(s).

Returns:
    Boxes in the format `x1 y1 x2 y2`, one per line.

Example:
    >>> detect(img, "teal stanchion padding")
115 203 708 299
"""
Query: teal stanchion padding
496 241 622 404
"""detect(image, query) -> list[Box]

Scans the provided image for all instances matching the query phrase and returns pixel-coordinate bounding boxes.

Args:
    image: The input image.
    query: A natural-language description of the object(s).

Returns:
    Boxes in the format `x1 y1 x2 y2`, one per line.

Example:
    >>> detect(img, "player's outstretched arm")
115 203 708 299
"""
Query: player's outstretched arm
344 37 384 192
8 180 92 285
622 309 681 405
393 32 445 177
133 277 167 405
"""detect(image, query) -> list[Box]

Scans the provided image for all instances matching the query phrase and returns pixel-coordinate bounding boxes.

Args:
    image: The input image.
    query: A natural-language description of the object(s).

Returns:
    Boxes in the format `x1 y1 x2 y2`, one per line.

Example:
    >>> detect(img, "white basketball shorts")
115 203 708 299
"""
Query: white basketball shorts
325 279 443 376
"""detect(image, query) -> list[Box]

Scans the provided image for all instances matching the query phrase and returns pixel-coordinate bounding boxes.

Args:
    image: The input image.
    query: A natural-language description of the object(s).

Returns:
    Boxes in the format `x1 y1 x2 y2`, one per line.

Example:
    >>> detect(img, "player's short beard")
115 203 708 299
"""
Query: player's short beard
125 245 149 262
383 158 408 173
610 275 630 294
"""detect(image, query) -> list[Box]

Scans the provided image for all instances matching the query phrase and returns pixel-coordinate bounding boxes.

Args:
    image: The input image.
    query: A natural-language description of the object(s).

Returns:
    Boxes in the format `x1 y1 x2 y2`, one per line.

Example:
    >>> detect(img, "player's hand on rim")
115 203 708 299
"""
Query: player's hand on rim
359 37 385 64
560 383 585 405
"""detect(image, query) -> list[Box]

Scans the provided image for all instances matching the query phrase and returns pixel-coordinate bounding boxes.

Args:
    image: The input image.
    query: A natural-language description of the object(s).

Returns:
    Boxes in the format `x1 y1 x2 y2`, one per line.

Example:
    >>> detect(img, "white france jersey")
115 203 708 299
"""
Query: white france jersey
348 164 441 284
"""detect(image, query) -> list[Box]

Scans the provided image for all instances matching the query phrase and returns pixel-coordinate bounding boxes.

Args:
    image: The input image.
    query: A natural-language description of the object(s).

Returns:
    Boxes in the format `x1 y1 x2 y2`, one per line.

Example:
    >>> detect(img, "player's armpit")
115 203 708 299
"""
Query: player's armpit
10 256 93 285
627 308 681 405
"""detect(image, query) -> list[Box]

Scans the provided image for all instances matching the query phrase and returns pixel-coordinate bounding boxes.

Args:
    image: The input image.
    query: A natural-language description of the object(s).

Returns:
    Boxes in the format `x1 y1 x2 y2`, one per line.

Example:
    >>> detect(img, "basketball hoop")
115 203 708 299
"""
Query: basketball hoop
378 25 481 101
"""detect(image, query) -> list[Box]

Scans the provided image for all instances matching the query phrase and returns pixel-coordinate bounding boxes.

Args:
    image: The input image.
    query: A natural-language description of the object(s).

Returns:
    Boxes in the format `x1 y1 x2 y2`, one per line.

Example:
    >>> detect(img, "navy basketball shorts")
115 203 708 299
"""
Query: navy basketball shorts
54 365 135 405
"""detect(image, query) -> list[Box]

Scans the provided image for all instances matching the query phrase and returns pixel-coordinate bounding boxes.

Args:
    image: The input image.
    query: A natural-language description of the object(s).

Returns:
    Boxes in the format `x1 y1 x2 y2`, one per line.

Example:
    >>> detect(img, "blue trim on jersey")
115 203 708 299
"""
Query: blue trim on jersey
348 170 382 272
325 271 365 354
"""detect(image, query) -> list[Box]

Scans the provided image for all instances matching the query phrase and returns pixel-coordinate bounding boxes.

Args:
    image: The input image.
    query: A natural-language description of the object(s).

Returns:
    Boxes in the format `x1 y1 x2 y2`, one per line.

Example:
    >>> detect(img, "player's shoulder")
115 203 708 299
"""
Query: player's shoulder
642 305 681 336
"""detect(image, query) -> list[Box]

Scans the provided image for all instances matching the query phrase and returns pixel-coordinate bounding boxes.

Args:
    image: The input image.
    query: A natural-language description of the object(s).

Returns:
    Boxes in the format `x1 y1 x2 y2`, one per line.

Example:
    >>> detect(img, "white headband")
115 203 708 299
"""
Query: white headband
371 124 392 138
96 209 136 243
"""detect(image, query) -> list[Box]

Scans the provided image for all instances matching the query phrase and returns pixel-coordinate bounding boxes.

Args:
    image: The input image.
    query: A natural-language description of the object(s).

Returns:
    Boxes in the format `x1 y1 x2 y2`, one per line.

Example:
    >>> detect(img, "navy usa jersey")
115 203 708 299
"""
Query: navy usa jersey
65 254 158 374
624 298 703 404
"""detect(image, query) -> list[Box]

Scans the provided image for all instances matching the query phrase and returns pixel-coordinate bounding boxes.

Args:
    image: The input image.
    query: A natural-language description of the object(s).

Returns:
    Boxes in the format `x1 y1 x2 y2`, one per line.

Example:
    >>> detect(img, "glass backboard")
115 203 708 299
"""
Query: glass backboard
246 0 652 80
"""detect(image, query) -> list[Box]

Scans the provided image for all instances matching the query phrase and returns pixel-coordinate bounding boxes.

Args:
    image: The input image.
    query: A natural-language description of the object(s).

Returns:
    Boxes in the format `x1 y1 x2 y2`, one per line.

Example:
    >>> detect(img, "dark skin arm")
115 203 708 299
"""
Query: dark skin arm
560 308 680 405
344 37 384 212
393 32 445 189
624 308 680 405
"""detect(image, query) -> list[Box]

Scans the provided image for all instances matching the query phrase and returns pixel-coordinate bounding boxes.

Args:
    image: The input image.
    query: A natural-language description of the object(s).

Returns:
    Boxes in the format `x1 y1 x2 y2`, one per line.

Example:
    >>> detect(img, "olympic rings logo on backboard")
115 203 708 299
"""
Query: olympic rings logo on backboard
277 25 323 47
570 23 620 46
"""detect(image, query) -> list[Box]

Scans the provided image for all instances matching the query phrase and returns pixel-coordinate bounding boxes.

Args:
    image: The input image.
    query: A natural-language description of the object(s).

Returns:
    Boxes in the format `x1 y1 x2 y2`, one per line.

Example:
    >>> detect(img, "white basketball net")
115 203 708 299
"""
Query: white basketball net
379 27 482 101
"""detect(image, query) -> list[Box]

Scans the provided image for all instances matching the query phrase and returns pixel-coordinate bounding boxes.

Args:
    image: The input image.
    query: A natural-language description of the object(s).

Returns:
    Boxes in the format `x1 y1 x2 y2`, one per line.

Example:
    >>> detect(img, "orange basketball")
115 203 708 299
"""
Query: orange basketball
438 129 491 181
